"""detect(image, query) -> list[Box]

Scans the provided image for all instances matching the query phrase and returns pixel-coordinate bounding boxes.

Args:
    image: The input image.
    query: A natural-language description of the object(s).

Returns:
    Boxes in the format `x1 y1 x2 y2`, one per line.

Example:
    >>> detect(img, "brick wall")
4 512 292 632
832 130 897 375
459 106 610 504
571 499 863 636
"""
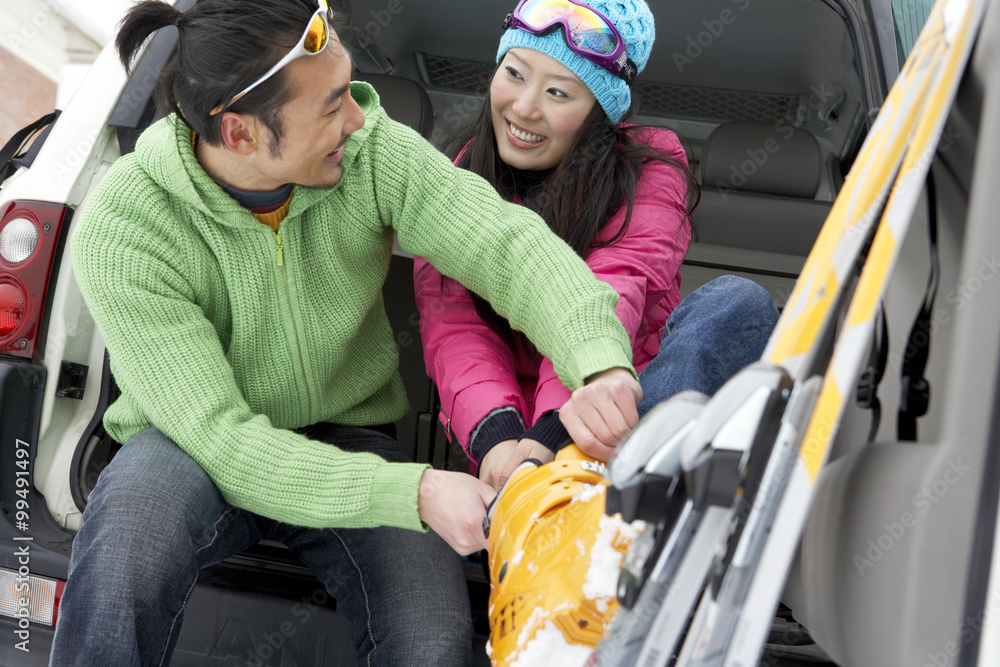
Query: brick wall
0 47 57 148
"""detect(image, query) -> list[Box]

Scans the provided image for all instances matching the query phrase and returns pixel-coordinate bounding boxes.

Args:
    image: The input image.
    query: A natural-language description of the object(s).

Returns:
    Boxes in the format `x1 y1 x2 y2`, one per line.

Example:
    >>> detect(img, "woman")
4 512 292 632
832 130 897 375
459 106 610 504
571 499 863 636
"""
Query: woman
415 0 778 489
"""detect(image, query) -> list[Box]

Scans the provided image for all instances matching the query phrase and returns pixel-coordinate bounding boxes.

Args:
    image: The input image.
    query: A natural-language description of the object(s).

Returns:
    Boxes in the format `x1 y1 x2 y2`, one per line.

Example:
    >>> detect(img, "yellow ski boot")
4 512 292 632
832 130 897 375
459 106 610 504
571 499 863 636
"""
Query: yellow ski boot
484 445 643 667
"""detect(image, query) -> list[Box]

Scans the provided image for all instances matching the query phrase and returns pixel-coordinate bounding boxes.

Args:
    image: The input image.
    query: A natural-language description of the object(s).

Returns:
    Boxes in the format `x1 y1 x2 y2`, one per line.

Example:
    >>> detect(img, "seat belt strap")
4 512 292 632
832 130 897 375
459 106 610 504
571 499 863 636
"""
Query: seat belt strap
898 170 940 441
0 111 60 184
857 305 889 442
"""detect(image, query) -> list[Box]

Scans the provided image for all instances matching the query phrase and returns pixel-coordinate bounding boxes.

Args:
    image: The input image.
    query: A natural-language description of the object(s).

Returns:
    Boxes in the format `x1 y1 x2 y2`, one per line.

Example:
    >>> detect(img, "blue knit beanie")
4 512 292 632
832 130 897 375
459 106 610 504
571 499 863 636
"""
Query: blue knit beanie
497 0 655 124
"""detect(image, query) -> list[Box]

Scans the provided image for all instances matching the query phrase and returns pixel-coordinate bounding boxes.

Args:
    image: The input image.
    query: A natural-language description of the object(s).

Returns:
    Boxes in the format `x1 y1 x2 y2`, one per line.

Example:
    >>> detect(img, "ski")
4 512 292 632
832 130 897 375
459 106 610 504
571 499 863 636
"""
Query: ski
599 0 989 664
684 1 989 664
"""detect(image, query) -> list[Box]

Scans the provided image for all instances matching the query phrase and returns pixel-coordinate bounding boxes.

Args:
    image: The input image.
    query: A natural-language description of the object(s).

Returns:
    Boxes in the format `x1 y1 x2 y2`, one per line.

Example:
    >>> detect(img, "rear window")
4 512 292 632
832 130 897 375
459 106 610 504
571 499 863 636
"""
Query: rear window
891 0 936 65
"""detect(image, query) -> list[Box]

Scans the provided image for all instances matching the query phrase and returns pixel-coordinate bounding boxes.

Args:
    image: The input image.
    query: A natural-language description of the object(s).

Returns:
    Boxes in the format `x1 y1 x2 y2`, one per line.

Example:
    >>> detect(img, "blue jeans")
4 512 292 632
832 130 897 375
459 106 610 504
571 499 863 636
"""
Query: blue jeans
637 275 779 417
50 425 473 667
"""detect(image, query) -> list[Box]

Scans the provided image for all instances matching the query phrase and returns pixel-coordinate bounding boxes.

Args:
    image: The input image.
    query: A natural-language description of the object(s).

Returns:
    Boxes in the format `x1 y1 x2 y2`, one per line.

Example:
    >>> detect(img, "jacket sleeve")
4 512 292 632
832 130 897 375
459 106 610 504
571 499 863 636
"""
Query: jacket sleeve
531 129 692 421
413 256 528 454
369 116 634 392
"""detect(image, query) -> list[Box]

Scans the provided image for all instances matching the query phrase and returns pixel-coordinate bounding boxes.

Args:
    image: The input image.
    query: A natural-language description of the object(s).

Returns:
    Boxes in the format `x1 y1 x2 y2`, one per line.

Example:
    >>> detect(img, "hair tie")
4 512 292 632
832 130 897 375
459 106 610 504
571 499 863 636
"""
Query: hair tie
174 12 183 27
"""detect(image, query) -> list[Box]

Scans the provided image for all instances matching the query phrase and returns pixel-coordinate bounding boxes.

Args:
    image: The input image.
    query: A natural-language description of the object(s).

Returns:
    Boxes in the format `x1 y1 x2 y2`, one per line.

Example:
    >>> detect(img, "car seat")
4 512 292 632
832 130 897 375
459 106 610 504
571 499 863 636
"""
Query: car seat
684 121 833 306
353 71 435 139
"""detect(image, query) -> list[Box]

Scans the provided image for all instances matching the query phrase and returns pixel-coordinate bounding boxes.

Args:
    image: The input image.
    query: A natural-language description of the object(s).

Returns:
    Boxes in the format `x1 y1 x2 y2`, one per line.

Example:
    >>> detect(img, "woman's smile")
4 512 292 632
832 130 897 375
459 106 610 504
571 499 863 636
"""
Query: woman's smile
505 119 547 148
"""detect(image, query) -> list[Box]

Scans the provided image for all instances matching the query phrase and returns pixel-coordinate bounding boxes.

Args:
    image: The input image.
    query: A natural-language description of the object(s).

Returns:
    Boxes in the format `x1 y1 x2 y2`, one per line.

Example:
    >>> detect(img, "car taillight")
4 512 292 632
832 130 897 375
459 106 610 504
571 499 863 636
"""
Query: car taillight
0 282 26 337
0 201 70 359
0 567 65 627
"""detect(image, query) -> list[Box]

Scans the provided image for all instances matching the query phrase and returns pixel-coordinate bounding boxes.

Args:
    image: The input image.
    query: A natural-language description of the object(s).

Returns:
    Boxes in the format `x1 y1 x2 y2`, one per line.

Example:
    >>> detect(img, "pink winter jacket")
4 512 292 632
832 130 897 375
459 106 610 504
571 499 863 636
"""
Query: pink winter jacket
413 127 692 462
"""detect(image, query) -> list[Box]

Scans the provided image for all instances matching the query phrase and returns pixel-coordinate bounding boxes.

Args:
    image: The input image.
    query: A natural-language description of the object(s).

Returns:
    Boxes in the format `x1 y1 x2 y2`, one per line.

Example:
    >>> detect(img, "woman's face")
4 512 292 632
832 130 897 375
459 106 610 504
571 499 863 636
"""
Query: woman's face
490 48 598 171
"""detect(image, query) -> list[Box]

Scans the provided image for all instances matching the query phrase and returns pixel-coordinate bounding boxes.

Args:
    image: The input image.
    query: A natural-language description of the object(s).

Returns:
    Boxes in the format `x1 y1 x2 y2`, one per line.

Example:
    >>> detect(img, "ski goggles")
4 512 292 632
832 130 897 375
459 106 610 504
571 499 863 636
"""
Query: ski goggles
502 0 638 83
210 0 334 116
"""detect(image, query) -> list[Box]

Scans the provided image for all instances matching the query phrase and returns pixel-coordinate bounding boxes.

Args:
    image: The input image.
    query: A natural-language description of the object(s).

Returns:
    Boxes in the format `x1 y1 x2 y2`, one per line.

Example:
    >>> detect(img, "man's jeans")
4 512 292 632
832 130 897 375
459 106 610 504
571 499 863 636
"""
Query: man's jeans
50 424 473 667
638 275 780 417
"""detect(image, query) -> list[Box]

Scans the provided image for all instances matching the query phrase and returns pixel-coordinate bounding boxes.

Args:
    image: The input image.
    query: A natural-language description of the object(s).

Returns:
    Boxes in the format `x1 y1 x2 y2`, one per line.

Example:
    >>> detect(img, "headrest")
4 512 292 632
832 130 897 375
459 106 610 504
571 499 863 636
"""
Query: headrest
354 72 435 139
700 121 824 199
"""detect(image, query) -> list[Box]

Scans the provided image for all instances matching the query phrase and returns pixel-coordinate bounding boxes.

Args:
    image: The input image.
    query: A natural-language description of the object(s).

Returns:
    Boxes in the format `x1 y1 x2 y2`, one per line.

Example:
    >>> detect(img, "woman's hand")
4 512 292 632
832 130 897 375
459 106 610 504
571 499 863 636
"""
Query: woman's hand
417 469 495 554
478 439 519 491
495 438 554 490
559 367 642 461
480 439 554 491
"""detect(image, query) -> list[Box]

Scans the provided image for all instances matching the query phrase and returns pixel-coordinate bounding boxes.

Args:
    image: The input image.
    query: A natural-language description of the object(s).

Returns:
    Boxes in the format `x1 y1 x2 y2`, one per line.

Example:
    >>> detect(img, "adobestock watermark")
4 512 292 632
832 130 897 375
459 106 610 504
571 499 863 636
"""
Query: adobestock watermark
798 413 842 473
14 66 162 183
2 0 73 53
795 115 960 259
758 618 816 665
712 82 841 203
594 579 683 658
853 457 972 577
428 83 491 149
672 0 752 73
113 68 161 116
919 590 1000 667
887 248 995 376
354 0 417 51
43 128 102 181
242 584 342 666
944 253 1000 310
713 132 787 203
848 117 960 239
11 439 33 654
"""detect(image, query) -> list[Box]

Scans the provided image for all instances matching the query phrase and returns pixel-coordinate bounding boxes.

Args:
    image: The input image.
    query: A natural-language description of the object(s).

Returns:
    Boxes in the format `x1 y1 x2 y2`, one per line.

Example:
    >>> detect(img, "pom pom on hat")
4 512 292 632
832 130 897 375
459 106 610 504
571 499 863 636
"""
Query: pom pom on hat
497 0 655 124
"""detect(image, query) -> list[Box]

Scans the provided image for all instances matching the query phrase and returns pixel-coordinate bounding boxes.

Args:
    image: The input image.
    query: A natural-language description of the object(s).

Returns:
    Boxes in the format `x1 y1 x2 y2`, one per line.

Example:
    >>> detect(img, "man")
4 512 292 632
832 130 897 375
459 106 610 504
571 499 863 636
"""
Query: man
51 0 642 664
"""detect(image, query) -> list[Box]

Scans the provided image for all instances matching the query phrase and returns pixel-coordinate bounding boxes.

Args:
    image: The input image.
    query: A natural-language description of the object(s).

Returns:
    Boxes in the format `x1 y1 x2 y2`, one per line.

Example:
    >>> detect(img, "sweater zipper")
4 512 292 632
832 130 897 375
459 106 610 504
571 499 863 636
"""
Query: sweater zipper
273 229 313 420
273 230 284 266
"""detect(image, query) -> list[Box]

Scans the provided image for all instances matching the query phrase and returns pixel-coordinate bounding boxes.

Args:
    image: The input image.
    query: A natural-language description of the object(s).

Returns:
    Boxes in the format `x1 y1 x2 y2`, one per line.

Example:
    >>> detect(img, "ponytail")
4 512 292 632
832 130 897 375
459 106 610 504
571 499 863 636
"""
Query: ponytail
116 0 180 74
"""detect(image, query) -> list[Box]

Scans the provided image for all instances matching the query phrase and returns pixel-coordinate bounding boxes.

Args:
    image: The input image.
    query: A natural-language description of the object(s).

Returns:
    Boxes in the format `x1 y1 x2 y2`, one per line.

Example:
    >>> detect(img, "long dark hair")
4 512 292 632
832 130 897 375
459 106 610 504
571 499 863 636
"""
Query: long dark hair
457 73 700 349
115 0 345 155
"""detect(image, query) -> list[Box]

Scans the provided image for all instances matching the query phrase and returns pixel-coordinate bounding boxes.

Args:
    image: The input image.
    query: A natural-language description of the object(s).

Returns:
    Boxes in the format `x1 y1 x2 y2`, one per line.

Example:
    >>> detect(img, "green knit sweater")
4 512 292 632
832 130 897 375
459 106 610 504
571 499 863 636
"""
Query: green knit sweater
72 82 633 531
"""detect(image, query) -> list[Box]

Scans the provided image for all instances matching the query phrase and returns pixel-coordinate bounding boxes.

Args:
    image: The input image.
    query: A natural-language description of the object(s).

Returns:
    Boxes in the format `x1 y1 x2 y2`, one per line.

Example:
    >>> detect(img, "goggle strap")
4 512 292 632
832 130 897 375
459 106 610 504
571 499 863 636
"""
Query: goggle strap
618 55 637 84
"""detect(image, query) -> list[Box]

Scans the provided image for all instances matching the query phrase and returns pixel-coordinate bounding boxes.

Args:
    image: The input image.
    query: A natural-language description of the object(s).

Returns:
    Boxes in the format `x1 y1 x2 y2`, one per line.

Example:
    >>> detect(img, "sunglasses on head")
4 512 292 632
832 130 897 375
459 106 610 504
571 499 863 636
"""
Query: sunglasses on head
210 0 335 116
503 0 637 84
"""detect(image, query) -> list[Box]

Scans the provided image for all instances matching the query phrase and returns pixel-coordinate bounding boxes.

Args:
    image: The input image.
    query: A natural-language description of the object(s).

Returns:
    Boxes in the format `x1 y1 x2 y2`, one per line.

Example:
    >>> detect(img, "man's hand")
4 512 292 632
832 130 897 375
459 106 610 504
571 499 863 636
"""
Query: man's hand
478 439 518 491
418 469 495 554
495 438 554 490
559 367 642 461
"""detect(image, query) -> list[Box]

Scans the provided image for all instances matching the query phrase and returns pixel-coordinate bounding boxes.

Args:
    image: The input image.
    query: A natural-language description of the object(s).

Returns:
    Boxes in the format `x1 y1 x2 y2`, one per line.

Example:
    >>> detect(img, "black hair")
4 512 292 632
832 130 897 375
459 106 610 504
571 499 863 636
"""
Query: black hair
455 64 701 349
116 0 346 155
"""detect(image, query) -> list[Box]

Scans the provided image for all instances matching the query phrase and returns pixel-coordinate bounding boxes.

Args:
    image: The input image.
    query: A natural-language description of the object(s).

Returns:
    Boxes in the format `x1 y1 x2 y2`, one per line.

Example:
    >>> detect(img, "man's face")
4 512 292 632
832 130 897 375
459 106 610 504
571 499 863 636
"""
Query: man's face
249 34 365 190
